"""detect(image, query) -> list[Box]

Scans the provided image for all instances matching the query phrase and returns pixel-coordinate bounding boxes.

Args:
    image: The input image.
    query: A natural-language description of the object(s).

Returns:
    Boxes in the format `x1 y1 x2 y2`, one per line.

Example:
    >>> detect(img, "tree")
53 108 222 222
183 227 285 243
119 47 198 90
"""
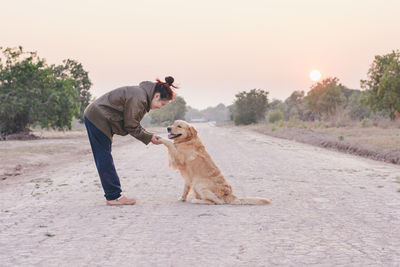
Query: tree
0 46 86 136
53 59 92 122
284 90 306 120
149 96 187 125
361 50 400 120
345 90 371 120
268 99 284 111
305 77 346 120
233 89 269 125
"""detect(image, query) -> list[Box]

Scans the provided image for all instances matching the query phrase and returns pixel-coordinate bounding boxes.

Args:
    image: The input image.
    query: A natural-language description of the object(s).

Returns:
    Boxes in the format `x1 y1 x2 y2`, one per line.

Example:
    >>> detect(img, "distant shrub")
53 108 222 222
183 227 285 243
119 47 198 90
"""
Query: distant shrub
288 115 299 122
338 135 344 141
360 118 369 127
269 110 283 123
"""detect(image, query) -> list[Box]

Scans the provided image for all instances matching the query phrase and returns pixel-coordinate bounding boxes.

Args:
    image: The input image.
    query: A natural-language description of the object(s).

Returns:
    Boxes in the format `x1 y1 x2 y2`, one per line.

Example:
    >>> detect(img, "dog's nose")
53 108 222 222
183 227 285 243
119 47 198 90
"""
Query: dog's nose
167 127 171 133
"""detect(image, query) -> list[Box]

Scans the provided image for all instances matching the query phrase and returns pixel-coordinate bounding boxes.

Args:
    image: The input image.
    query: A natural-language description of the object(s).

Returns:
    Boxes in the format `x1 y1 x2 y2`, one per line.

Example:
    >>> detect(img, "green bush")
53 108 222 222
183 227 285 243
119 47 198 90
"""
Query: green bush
268 110 283 123
360 118 369 127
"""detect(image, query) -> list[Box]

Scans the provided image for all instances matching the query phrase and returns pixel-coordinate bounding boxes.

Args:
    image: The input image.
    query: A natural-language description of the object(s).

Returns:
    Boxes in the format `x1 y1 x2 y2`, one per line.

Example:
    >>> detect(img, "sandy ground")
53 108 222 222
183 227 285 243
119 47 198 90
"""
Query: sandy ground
1 123 400 266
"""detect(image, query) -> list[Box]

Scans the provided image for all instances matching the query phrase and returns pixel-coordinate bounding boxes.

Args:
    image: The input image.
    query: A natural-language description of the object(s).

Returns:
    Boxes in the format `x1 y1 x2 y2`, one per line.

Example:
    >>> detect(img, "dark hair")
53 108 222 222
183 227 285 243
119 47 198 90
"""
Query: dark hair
154 76 178 100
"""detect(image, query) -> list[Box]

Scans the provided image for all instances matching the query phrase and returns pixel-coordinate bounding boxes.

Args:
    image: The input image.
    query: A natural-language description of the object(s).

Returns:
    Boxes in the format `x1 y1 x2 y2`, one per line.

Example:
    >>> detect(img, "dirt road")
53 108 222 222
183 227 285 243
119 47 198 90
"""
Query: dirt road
1 123 400 266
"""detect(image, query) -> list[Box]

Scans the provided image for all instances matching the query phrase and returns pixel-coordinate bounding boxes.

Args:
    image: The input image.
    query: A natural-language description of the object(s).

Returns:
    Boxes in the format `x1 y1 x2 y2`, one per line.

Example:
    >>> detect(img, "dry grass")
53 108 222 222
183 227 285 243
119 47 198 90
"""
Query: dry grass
315 127 399 153
246 119 400 165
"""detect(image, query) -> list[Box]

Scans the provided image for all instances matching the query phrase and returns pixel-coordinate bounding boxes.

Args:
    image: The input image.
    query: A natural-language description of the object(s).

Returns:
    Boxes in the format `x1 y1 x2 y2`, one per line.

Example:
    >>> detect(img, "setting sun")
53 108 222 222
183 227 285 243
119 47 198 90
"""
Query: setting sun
310 70 321 82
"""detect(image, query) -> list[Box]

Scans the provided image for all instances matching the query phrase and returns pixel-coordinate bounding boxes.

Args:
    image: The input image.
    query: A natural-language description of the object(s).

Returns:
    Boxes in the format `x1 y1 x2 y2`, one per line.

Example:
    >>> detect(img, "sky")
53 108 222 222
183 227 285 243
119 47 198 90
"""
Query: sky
1 0 400 109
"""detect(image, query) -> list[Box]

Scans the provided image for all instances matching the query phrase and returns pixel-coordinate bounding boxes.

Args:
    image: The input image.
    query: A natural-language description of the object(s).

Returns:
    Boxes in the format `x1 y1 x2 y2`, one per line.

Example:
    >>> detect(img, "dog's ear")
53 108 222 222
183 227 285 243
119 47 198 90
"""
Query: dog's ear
188 125 197 138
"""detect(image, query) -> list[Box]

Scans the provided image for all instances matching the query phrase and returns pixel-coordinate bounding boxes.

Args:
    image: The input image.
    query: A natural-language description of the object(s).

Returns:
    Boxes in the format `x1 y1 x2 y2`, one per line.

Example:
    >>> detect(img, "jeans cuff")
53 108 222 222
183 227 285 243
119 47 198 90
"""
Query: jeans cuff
105 192 122 201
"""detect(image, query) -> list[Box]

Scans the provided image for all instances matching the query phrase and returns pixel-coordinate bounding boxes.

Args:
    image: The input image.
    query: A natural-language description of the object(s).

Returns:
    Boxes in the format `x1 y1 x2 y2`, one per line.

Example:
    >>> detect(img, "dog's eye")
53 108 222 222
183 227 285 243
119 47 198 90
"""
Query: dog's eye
177 125 182 128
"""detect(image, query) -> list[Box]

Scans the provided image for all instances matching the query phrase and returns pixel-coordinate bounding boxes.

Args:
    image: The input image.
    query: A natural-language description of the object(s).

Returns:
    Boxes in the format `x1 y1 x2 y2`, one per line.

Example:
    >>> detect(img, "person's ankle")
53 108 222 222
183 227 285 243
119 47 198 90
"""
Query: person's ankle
107 193 122 201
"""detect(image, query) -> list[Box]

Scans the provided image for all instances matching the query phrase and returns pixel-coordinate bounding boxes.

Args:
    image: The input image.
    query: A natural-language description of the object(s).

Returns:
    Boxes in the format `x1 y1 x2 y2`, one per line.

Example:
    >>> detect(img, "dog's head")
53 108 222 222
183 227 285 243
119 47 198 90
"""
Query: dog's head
167 120 197 142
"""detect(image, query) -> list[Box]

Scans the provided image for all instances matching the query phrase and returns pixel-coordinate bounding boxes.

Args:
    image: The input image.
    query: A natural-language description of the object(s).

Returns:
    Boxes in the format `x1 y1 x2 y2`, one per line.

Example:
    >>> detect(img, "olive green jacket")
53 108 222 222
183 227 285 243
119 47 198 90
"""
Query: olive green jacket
84 81 155 145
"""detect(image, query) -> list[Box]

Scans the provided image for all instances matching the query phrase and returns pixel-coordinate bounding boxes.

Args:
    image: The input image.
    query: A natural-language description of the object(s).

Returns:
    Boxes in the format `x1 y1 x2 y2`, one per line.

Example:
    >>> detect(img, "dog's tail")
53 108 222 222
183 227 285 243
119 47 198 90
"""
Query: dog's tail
236 197 271 205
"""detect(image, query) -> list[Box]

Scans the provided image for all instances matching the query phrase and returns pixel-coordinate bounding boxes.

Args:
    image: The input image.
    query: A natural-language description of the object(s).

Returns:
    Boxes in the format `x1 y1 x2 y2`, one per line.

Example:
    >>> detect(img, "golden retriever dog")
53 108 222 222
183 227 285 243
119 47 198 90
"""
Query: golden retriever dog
160 120 270 205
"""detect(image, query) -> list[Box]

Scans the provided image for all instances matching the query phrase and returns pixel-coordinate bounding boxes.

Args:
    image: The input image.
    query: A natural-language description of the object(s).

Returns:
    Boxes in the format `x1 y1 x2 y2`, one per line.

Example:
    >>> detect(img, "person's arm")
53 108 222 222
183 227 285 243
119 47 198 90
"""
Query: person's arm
123 97 153 145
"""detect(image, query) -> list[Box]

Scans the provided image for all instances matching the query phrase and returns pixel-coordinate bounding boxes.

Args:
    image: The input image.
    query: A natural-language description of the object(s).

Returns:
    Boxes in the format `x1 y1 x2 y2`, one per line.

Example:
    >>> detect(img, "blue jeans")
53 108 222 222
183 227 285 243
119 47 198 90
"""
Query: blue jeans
84 116 122 200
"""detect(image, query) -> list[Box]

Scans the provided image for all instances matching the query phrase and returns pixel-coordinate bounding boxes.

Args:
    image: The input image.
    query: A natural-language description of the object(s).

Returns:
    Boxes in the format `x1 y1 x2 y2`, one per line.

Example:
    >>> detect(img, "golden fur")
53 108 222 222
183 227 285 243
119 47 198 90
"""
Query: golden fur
160 120 270 205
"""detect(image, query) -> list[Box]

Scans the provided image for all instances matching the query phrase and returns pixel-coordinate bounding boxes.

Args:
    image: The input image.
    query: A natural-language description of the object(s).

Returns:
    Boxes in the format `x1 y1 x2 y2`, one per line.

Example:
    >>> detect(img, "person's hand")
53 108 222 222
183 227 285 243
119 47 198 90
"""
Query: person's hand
150 135 163 145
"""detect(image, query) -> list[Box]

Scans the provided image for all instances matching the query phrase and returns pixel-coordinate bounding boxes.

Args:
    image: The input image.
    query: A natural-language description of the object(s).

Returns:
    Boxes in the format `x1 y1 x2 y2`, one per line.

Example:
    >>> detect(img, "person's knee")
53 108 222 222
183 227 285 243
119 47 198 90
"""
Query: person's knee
95 151 113 163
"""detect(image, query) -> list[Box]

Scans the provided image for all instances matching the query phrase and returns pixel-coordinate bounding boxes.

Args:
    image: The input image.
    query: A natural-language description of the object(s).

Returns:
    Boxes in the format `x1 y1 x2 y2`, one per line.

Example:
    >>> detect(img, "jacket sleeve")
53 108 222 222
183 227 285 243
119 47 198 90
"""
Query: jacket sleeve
123 97 153 145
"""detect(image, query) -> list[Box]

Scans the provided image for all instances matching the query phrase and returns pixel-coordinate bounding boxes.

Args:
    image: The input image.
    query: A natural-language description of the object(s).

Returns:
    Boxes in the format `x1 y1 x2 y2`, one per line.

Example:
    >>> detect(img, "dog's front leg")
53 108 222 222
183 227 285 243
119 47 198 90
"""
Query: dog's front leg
160 138 177 154
180 184 190 202
160 138 184 165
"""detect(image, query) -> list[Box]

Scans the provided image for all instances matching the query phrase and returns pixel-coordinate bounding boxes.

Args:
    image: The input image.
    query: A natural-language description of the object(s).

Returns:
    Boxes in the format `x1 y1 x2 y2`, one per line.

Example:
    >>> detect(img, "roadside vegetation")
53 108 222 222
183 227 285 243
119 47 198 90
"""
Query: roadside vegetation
1 46 399 164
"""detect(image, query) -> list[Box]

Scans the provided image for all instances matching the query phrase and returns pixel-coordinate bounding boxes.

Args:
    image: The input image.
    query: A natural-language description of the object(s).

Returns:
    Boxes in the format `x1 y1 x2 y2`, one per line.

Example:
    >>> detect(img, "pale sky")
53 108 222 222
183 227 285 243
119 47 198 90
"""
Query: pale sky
2 0 400 109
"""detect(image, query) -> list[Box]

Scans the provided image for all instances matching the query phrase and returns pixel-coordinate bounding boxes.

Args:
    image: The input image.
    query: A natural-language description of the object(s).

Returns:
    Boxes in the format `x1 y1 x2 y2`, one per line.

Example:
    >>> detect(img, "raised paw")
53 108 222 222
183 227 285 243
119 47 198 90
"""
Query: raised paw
160 138 173 146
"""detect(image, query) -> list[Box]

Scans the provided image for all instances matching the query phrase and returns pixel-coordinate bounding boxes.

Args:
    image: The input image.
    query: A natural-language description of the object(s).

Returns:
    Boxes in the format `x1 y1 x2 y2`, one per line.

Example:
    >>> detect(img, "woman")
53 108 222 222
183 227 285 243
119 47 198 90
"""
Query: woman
83 76 177 205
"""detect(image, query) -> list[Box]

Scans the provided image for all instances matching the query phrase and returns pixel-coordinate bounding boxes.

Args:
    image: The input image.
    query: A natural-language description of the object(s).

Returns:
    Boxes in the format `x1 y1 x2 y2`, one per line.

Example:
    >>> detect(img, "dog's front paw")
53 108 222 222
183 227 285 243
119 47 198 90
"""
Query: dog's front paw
179 196 187 202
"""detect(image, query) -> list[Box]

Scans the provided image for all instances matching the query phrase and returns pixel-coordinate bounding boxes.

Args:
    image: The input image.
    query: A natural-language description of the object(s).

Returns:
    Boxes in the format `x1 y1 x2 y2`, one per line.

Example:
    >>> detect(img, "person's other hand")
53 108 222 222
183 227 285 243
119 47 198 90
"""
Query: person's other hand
150 135 163 145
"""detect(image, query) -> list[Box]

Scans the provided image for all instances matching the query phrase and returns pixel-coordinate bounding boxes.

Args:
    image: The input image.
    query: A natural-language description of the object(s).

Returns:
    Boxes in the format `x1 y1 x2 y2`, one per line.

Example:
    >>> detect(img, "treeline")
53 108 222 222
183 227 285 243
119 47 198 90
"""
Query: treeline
232 50 400 125
1 46 399 136
265 78 370 124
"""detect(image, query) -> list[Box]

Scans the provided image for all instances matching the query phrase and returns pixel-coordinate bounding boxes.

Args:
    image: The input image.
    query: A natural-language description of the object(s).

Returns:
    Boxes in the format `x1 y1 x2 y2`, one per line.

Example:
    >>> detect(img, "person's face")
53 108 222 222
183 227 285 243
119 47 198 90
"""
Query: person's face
150 93 171 109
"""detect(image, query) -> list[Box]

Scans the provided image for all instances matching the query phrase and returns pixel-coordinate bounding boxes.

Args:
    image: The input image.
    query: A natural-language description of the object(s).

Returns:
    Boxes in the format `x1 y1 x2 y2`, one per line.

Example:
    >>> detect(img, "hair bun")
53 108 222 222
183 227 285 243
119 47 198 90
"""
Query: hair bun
165 76 174 86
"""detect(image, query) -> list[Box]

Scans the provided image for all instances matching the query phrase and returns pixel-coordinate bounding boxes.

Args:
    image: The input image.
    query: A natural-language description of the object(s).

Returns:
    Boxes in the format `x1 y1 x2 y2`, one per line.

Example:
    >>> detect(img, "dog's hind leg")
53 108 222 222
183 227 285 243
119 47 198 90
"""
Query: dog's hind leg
193 184 224 205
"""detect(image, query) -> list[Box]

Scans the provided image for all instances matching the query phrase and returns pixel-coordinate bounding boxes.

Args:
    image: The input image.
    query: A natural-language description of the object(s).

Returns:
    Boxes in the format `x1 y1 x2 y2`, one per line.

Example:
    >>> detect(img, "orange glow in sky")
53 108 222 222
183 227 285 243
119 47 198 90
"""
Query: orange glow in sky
1 0 400 109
